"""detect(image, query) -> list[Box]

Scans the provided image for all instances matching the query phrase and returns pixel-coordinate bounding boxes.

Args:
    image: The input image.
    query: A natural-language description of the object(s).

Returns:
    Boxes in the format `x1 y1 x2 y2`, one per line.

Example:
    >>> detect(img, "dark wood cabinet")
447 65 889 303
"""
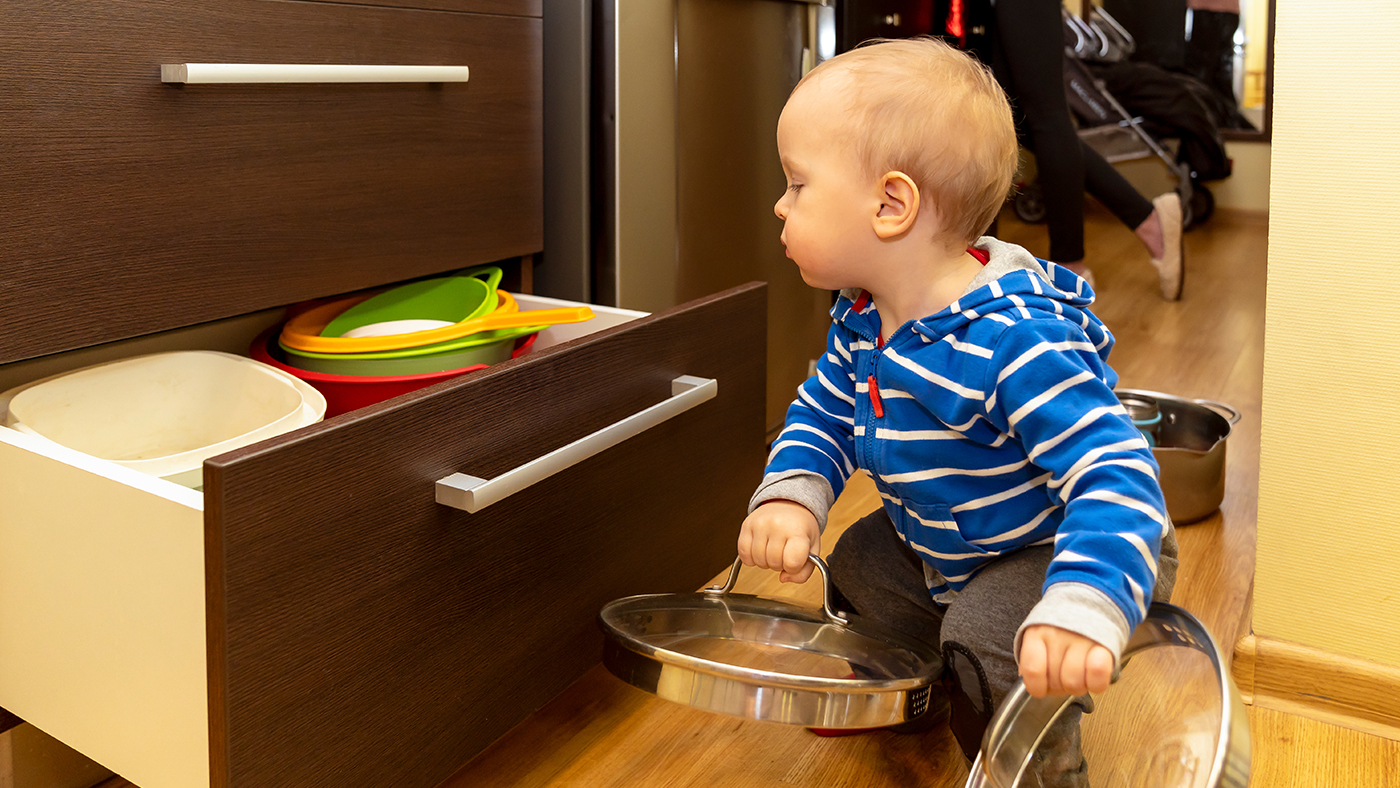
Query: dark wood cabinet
0 0 541 364
206 284 765 788
1 283 768 788
0 3 769 788
309 0 542 15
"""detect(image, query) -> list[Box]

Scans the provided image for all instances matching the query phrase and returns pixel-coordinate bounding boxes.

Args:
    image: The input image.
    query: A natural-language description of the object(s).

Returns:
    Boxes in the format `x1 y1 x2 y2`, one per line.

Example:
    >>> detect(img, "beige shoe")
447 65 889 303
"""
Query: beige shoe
1061 264 1096 294
1150 193 1184 301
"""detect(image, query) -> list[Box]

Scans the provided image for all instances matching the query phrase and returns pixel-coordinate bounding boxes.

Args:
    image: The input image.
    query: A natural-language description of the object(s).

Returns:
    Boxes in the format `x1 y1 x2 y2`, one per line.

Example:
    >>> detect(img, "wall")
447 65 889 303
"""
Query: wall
1114 140 1271 214
1254 0 1400 665
614 0 679 312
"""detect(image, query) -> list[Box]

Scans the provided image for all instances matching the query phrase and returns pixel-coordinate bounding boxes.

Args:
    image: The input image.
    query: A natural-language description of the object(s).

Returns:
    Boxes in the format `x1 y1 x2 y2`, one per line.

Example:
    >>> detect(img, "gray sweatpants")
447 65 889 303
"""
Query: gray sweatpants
827 507 1177 786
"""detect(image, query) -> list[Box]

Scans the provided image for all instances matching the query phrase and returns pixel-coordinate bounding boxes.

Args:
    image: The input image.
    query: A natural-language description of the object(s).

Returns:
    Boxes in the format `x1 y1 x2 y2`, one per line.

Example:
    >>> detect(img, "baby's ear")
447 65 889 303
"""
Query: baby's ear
873 171 920 239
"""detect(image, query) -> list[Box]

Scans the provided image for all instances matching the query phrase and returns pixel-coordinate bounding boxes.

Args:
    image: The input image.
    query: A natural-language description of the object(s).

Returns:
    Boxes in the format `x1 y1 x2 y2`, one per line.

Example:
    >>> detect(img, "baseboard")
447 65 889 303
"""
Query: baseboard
1208 206 1269 225
0 707 19 737
1233 633 1400 741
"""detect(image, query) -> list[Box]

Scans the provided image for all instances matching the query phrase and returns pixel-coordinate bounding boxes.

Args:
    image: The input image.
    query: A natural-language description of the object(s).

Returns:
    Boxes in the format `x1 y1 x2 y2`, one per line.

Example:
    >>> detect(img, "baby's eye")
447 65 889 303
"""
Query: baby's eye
787 183 803 194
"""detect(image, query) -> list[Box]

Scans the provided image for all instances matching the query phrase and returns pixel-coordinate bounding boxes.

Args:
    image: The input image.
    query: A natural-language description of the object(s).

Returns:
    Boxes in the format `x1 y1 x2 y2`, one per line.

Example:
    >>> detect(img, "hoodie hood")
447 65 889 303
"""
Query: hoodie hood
832 235 1113 364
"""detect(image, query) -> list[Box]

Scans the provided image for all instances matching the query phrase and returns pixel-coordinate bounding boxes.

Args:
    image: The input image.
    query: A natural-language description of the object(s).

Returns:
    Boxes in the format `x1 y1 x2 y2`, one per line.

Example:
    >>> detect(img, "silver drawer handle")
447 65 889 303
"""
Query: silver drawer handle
436 375 717 513
160 64 471 84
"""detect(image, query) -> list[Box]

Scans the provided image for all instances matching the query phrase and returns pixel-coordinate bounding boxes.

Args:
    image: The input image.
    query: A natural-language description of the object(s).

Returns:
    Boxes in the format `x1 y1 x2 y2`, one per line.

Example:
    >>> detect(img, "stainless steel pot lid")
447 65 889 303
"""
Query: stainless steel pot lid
598 555 944 729
967 603 1250 788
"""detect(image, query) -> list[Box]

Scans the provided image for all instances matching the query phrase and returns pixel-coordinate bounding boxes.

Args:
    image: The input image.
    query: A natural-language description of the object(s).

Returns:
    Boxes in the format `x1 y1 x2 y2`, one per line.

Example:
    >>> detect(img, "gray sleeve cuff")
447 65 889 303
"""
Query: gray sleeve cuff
748 470 836 533
1015 582 1133 669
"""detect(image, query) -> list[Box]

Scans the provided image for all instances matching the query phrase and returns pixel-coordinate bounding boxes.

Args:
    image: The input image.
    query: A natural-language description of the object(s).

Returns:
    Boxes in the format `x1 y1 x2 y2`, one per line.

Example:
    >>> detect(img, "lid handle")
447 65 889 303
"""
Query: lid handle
704 554 849 626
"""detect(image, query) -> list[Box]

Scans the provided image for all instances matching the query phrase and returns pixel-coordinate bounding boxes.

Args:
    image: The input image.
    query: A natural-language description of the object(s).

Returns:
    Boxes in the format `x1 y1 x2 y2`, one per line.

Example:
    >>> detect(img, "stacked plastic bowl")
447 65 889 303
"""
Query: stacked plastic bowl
256 265 595 417
0 351 327 489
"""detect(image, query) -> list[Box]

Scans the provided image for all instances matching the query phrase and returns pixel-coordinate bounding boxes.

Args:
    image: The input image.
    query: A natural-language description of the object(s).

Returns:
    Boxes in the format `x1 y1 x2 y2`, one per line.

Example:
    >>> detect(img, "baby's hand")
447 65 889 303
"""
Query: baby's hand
738 501 820 583
1018 625 1114 698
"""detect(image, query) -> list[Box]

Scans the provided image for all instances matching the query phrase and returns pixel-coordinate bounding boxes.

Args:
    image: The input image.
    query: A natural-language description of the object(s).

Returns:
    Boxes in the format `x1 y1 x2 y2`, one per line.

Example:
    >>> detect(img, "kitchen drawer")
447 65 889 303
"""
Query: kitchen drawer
326 0 542 16
0 283 767 788
0 0 541 363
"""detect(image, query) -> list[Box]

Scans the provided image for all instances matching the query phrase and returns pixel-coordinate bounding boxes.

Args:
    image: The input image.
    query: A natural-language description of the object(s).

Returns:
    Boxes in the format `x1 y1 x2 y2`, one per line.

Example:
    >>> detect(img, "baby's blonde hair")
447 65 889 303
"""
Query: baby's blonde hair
795 37 1018 246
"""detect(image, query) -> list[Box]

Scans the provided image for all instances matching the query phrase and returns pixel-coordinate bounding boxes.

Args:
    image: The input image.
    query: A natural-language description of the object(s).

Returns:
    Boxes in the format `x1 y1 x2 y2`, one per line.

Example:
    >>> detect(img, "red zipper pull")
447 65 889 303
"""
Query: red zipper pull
868 375 884 418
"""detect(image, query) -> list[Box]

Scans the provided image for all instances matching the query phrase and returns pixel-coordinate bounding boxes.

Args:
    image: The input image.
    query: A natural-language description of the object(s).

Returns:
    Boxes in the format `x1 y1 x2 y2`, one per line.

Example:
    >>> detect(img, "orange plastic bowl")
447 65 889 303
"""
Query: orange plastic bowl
250 326 536 418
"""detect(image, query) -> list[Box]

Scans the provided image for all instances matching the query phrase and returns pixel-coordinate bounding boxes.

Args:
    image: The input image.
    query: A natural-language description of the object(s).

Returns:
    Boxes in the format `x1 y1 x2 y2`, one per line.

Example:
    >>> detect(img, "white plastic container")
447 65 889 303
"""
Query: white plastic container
0 351 326 488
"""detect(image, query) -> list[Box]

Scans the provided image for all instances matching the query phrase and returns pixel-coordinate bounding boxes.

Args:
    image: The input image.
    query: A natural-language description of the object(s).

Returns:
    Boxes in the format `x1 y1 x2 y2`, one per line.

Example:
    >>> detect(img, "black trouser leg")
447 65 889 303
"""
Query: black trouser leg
1186 10 1241 107
992 0 1154 259
1084 140 1156 230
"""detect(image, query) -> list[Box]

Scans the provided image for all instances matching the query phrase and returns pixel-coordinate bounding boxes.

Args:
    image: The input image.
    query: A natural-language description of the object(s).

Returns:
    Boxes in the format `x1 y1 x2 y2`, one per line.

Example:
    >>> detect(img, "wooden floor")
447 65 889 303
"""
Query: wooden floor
94 206 1400 787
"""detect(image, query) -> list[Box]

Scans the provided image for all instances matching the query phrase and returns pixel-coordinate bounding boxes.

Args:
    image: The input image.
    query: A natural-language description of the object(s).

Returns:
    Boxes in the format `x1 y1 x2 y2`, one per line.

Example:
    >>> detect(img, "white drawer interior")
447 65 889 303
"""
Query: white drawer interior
0 289 644 788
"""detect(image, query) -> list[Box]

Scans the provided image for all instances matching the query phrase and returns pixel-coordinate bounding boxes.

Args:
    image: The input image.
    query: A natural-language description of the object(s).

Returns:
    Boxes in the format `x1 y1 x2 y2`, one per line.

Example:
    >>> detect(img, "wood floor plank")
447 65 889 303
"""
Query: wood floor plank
1246 706 1400 787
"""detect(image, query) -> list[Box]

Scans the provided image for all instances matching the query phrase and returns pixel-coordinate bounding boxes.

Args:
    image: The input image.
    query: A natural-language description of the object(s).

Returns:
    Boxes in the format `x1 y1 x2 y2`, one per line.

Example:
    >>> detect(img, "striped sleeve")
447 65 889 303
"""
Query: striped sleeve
753 324 859 524
982 319 1167 646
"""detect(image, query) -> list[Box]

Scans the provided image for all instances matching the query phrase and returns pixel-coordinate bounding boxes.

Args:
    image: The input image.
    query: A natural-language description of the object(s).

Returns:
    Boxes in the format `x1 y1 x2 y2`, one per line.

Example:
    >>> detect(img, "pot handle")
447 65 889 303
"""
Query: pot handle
458 264 505 293
1193 398 1242 425
704 554 849 626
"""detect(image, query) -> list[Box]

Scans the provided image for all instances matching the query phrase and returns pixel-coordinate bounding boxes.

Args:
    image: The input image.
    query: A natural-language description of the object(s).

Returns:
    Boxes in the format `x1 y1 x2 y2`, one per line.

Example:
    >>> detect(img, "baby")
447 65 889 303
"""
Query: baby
739 37 1177 785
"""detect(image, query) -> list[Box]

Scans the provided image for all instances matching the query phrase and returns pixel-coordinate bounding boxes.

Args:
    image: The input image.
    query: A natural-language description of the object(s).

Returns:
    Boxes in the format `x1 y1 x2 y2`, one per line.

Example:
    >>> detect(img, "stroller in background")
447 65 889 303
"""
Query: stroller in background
1013 7 1214 229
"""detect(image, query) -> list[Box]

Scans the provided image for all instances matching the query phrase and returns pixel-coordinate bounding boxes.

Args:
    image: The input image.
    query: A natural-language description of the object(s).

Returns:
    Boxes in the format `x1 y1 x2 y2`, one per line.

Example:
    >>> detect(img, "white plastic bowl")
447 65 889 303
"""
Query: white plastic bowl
339 318 456 339
0 351 326 488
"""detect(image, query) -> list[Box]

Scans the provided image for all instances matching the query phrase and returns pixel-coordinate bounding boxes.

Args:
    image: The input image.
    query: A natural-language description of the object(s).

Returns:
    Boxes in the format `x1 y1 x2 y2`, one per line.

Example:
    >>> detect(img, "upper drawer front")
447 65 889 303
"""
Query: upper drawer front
204 284 767 788
0 1 541 363
321 0 541 15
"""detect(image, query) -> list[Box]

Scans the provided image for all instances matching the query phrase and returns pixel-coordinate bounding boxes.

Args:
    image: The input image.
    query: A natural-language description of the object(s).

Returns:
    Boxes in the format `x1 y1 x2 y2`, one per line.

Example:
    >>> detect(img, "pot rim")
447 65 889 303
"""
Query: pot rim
1117 388 1239 455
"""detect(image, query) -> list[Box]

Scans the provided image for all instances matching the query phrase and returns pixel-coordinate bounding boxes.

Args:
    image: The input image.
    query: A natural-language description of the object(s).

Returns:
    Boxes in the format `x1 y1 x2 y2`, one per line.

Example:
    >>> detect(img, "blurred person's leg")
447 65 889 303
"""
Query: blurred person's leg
992 0 1086 266
1186 9 1241 107
993 0 1182 298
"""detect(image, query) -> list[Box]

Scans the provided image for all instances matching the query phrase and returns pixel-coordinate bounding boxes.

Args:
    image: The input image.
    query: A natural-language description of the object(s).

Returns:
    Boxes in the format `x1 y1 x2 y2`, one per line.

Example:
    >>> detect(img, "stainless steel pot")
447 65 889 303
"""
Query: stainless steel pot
598 555 944 729
966 603 1251 788
1116 389 1242 524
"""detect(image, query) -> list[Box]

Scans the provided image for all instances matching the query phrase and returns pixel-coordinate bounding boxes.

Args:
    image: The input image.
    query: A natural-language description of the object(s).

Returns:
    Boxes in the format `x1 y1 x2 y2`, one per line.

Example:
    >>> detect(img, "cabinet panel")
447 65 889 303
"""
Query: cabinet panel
0 1 541 363
281 0 543 16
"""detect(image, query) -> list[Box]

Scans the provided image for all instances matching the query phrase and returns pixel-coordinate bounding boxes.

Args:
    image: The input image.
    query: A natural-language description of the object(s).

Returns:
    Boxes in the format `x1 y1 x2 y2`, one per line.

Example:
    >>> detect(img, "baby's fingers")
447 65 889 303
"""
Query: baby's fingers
779 537 813 583
1019 634 1049 698
1085 646 1114 694
1059 640 1091 697
736 524 754 565
747 532 770 569
765 532 788 572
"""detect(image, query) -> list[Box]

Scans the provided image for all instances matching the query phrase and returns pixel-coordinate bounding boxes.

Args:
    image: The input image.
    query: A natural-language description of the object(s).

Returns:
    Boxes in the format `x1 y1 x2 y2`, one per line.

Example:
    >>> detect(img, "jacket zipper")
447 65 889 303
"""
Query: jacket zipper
867 374 884 418
864 336 884 474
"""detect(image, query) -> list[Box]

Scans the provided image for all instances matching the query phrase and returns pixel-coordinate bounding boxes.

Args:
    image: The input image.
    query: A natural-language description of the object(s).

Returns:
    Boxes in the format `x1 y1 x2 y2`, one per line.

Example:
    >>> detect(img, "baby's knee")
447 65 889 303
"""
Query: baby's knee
940 602 1015 660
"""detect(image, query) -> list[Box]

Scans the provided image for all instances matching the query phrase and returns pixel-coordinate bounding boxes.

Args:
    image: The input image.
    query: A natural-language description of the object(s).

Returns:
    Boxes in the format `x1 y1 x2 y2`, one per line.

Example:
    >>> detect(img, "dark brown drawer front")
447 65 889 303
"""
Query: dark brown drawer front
292 0 542 16
0 1 541 363
204 284 767 788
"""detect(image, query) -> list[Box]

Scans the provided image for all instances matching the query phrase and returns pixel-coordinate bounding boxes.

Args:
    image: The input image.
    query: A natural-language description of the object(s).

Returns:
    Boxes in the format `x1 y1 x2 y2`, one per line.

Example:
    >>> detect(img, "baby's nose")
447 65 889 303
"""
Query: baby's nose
773 197 787 220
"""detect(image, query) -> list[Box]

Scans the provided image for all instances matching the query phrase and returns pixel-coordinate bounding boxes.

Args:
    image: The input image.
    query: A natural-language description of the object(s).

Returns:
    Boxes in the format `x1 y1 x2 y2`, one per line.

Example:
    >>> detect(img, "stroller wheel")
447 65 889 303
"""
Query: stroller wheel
1014 182 1048 224
1186 183 1215 230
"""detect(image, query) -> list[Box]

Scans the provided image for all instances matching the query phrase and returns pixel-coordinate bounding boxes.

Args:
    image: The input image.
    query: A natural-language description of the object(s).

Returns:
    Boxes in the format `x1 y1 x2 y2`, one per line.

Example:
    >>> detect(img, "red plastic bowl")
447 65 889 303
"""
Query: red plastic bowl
250 326 536 418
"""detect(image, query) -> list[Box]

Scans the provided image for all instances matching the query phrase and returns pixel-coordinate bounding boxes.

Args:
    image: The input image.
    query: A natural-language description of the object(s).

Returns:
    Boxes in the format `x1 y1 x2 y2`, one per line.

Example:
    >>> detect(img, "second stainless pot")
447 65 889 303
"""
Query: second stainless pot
1116 389 1241 524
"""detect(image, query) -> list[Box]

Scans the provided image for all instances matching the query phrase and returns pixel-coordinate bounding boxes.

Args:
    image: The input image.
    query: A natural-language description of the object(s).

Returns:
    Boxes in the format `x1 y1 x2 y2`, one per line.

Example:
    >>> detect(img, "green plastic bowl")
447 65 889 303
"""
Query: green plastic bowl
320 266 503 339
279 329 532 376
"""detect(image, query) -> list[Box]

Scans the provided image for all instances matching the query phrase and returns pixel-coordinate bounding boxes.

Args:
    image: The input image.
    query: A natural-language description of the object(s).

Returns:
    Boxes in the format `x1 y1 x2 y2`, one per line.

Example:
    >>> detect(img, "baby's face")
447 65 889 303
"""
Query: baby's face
774 76 878 291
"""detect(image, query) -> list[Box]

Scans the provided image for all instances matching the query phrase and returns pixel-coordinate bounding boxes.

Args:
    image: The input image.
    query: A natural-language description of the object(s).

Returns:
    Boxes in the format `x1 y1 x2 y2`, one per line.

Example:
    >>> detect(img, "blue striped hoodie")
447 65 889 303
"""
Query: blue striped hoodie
751 237 1173 661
